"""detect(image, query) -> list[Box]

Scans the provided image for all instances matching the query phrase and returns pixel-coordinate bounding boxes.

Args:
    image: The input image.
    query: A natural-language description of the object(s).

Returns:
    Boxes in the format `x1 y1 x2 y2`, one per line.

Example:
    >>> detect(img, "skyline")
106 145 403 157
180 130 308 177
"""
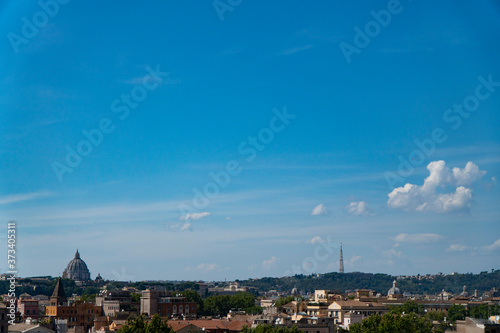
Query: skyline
0 1 499 281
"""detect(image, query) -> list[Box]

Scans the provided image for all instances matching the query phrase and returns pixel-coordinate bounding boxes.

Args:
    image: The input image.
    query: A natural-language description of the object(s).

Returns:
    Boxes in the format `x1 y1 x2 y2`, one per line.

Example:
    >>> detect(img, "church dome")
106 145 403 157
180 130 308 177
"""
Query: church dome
62 250 91 281
387 280 401 296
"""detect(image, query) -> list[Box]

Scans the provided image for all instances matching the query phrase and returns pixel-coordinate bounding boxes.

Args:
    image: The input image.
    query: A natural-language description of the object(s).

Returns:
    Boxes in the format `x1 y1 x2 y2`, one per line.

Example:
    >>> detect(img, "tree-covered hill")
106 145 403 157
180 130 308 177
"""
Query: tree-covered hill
239 270 500 296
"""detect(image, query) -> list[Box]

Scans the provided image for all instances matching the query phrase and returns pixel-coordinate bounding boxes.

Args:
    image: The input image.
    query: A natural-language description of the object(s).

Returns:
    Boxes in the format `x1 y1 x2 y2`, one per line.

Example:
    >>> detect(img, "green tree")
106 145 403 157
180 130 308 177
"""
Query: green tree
202 292 257 316
425 310 445 322
275 296 295 308
181 290 204 315
470 304 500 319
447 304 468 322
389 301 424 315
118 314 173 333
350 313 434 333
245 305 263 315
131 293 141 303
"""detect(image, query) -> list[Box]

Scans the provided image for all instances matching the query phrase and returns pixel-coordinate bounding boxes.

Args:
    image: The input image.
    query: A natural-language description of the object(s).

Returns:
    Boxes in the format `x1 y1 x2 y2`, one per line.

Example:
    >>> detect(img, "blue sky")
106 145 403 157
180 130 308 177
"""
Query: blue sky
0 0 499 282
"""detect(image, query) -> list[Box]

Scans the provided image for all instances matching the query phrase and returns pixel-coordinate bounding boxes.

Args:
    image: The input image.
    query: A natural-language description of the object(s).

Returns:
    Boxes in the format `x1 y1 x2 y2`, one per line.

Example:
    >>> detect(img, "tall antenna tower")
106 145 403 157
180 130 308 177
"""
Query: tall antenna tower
339 242 344 273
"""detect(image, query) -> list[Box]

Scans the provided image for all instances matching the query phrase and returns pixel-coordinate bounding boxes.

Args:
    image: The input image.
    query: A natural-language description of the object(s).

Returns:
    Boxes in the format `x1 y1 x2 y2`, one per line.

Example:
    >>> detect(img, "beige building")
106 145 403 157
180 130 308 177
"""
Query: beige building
456 317 500 333
327 300 388 325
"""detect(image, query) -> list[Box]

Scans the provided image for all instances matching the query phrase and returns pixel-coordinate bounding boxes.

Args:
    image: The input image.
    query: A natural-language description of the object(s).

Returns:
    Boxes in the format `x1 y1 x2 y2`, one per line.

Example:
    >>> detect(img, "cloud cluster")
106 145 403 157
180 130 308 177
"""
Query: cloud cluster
311 204 328 216
388 161 485 213
345 201 373 216
180 212 211 221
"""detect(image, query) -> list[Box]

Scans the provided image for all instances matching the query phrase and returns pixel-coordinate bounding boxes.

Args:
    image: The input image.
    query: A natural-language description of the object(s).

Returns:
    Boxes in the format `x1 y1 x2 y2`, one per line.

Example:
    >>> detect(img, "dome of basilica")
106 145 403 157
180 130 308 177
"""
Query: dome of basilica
62 250 91 281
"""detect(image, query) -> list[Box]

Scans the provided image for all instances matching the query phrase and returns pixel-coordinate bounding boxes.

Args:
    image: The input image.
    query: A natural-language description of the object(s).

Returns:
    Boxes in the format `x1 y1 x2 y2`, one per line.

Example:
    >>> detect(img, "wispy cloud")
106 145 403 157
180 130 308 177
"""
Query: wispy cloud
186 263 219 272
278 44 314 56
394 233 444 245
262 256 278 270
0 191 52 205
180 212 211 221
446 244 468 252
349 255 361 265
311 204 328 216
168 222 192 232
485 239 500 251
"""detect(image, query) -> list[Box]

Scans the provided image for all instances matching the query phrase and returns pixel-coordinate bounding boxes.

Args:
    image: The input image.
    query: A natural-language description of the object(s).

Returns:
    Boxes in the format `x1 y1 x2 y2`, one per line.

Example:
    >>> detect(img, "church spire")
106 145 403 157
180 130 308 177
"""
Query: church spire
339 242 344 273
50 277 67 306
75 249 80 259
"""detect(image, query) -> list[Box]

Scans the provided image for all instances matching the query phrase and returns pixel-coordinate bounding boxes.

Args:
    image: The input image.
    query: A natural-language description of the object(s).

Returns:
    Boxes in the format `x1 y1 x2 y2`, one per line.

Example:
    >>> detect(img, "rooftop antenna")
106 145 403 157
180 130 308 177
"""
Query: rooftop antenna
339 243 344 273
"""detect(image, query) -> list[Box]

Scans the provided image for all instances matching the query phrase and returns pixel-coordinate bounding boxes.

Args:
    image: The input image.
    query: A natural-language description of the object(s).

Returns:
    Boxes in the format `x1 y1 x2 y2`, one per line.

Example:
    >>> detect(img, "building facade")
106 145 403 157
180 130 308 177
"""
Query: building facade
140 290 197 318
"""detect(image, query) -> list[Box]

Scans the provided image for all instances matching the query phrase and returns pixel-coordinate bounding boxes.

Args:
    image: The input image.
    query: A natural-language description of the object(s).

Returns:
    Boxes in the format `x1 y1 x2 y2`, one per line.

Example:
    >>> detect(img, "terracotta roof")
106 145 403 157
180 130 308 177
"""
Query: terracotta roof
226 321 252 331
169 321 192 331
189 319 229 330
8 323 55 332
333 300 388 308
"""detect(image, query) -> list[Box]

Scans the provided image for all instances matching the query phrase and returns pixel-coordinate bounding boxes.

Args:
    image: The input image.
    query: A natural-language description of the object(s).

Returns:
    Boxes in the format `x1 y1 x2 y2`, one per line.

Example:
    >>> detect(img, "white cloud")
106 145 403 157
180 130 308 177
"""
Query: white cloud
345 201 373 216
486 239 500 251
262 256 278 270
394 233 444 244
168 222 192 232
0 191 51 205
311 204 328 216
306 236 323 244
186 263 219 272
180 212 211 221
446 244 468 252
388 161 485 213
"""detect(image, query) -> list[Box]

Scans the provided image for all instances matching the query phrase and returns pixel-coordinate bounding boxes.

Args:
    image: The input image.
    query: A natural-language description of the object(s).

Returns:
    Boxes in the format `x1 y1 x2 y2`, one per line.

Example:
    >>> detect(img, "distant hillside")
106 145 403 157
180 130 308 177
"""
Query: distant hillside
238 270 500 296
